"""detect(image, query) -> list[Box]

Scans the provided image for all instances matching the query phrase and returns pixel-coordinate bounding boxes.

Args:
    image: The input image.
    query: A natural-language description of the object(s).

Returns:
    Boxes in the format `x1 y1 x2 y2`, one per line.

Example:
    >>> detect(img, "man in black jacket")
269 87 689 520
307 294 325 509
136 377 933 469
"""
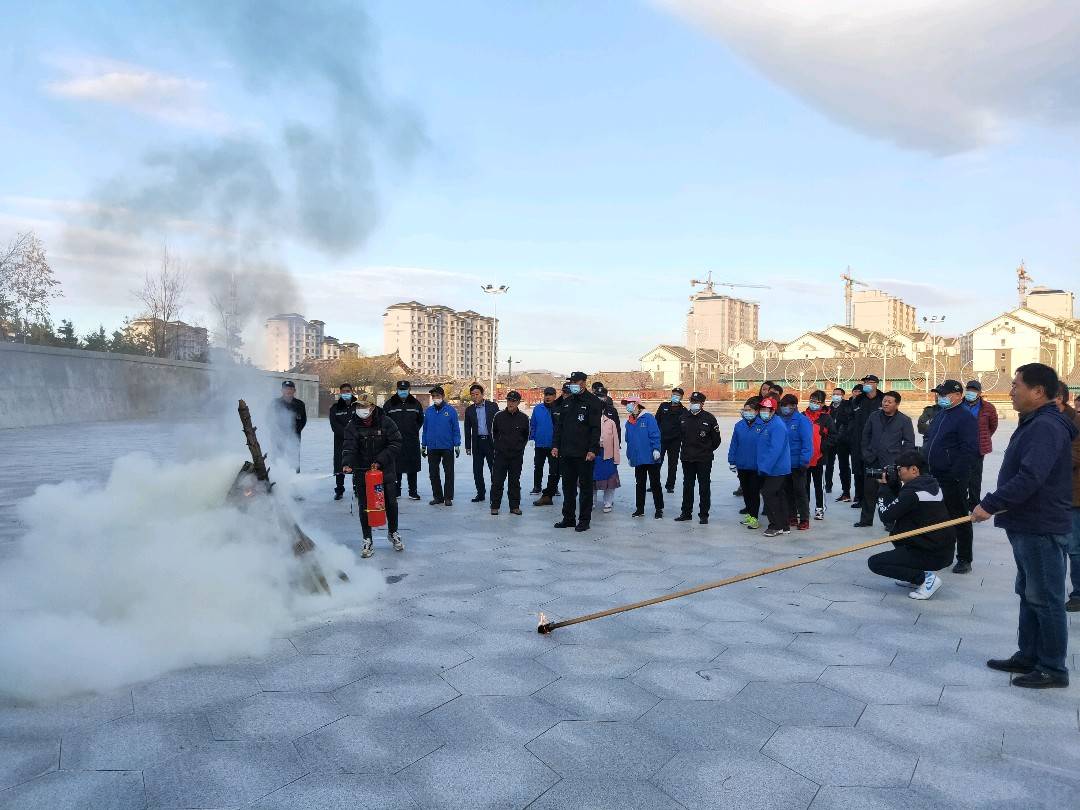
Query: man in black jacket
270 380 307 474
383 380 424 501
655 387 686 494
342 392 403 559
674 391 722 525
593 383 622 442
849 375 883 508
924 380 979 573
328 383 355 500
552 371 602 532
867 451 956 600
490 391 530 515
824 387 851 498
464 383 499 503
856 391 916 528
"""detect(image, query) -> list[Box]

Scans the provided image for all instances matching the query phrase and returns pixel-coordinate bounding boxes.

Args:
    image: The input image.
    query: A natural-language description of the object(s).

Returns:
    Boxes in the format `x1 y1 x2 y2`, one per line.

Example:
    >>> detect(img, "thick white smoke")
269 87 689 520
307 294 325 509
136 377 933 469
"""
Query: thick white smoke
0 452 383 702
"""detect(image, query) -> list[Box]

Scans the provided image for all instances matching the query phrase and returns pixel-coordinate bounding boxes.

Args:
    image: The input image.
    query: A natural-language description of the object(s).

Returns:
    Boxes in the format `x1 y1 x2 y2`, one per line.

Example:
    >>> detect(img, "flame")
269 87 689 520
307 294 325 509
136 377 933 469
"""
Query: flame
537 612 547 626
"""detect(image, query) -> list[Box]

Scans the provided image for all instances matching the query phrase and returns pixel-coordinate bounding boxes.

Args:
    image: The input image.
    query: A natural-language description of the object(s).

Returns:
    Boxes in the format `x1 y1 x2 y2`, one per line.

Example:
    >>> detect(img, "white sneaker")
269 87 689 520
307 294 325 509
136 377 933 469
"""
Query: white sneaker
360 538 374 559
909 572 941 600
391 532 404 552
814 507 825 521
602 503 614 513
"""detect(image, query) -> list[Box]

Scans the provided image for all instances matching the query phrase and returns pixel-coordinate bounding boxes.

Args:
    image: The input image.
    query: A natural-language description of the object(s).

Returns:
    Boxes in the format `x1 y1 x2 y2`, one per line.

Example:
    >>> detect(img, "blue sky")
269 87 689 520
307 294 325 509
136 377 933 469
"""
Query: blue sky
1 0 1077 371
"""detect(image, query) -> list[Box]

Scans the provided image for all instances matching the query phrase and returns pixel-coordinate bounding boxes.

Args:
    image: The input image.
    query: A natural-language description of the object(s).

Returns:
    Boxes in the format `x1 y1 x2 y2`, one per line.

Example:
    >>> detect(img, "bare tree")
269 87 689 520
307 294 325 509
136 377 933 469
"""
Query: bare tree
208 269 245 361
0 231 62 341
133 245 188 358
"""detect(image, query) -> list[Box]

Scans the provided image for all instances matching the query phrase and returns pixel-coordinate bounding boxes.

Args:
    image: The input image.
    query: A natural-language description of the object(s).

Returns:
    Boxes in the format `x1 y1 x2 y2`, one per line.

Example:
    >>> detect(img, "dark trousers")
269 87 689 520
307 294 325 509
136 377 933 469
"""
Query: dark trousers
354 472 398 538
471 436 494 496
397 469 418 497
939 477 973 562
491 451 524 509
825 447 851 495
860 475 882 525
761 475 788 530
333 433 345 495
851 448 865 500
806 464 824 510
634 464 664 513
1007 530 1069 678
533 447 559 494
560 455 596 524
785 468 809 522
737 469 761 519
660 441 681 490
965 455 985 510
428 450 455 502
867 546 936 585
680 459 712 518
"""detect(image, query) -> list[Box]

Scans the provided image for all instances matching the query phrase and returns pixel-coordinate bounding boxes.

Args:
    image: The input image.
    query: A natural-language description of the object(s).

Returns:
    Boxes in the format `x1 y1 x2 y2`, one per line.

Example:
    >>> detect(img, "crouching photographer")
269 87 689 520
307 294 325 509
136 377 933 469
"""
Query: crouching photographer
866 450 956 600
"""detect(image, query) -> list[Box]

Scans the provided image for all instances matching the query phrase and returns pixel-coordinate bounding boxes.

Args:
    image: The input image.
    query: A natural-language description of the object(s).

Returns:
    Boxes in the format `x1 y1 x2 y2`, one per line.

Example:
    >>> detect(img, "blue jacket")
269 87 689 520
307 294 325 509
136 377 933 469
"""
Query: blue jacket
625 412 661 467
756 416 791 476
923 404 979 483
982 403 1078 535
529 402 555 448
779 411 813 468
728 417 764 470
421 404 461 450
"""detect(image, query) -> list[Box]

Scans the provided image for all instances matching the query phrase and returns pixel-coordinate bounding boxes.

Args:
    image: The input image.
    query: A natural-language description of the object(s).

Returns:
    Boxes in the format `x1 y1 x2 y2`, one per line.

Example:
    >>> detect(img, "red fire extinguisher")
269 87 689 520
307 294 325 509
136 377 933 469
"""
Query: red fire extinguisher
364 466 387 528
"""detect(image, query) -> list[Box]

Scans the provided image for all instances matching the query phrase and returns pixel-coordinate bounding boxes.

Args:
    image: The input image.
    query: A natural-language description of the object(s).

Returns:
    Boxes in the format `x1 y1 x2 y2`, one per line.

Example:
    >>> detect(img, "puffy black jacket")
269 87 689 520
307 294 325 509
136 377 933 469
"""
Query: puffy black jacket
861 409 916 468
678 409 722 463
329 397 354 436
831 399 854 447
849 392 882 449
383 395 425 472
342 409 401 473
917 404 940 437
656 402 687 444
492 408 530 456
553 392 602 457
271 396 307 436
877 473 955 567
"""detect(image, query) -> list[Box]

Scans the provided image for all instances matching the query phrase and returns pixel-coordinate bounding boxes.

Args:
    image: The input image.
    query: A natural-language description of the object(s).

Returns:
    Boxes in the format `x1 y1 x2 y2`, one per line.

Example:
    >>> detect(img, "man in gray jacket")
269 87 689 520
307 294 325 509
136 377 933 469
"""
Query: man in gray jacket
856 391 916 527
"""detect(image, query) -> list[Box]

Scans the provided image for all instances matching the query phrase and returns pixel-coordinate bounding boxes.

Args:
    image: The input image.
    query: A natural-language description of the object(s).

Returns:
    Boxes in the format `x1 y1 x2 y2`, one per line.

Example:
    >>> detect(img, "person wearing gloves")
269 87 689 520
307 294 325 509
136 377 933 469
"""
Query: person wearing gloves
593 409 622 514
382 380 424 501
729 396 765 529
656 387 686 494
924 380 979 573
421 385 461 506
673 391 722 525
757 397 792 537
490 391 530 515
778 394 813 530
341 391 404 559
328 382 355 500
529 386 560 504
804 390 836 521
855 391 916 528
623 396 664 519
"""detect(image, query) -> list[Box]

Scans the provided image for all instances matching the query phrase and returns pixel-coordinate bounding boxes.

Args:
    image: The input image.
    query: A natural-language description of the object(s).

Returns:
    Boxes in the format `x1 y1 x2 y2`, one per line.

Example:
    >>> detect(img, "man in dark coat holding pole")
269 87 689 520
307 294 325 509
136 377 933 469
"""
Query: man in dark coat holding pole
383 380 424 501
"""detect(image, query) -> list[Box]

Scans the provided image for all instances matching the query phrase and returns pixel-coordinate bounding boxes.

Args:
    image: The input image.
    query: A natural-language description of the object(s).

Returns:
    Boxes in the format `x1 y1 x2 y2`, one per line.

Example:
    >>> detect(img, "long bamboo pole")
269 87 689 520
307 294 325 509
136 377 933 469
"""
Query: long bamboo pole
537 514 974 634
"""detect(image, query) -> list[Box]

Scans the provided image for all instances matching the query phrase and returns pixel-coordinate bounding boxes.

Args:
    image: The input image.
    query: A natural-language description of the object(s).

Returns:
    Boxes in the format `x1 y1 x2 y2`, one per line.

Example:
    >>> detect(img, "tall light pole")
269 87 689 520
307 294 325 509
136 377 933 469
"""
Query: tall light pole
506 356 519 386
692 329 701 391
923 315 945 389
481 284 509 400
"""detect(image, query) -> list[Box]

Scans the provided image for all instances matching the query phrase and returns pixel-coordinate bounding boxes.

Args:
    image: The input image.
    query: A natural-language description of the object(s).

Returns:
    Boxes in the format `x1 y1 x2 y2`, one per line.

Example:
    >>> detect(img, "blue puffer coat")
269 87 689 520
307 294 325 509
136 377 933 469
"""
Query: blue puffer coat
625 412 661 467
421 403 461 450
729 417 764 470
757 416 792 476
529 402 555 448
779 410 813 468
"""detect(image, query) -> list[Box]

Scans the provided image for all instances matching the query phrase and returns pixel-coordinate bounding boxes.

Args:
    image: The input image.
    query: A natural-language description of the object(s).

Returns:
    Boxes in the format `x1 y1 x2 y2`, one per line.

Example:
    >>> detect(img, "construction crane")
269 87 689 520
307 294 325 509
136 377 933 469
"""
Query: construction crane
841 267 870 328
1016 260 1032 308
689 271 771 297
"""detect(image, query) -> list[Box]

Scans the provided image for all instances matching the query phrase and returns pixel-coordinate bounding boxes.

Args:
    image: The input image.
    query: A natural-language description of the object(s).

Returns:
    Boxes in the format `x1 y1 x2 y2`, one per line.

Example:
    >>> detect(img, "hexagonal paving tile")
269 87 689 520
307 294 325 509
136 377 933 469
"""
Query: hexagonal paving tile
535 676 660 721
910 754 1080 808
398 745 558 809
440 657 559 696
0 689 134 735
655 749 819 810
250 772 419 809
528 778 685 809
856 703 1005 759
421 696 568 748
818 665 943 706
60 713 209 770
631 661 748 701
0 734 58 791
762 726 917 787
939 686 1080 730
132 667 261 715
455 629 559 659
526 721 675 779
730 682 865 726
333 672 459 717
144 741 306 808
0 770 145 810
713 647 827 682
808 786 937 809
290 620 394 656
294 715 441 775
256 654 370 692
635 698 778 751
208 692 344 740
788 635 897 666
537 644 648 678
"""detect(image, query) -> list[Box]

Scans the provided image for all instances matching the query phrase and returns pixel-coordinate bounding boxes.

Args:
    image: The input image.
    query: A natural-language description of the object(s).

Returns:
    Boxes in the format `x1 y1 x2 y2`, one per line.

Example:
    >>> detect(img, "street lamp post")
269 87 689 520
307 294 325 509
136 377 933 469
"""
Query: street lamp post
481 284 509 401
923 315 945 390
692 329 701 392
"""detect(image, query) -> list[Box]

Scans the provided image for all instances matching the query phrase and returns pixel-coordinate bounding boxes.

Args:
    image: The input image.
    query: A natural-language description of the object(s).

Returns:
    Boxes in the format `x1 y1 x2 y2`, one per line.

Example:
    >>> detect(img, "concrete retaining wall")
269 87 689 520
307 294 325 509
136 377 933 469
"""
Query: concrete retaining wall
0 343 318 430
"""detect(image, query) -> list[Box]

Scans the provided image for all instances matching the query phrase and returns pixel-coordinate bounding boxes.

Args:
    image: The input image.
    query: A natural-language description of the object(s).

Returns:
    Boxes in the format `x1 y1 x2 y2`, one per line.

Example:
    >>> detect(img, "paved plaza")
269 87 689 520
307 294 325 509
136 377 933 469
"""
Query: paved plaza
1 415 1079 809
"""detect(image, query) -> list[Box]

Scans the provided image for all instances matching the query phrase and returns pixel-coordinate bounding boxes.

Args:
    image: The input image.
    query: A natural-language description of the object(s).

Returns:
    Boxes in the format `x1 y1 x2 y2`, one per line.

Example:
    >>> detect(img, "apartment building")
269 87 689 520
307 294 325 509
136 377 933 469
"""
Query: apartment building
686 292 758 353
383 301 496 379
264 313 325 372
852 290 917 334
126 317 208 361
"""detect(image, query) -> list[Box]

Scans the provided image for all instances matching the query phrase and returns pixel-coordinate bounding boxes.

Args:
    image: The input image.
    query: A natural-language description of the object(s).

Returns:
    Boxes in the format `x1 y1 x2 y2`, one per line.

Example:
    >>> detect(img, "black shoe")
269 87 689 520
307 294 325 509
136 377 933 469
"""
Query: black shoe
665 487 675 494
699 516 708 525
471 494 486 503
733 487 743 497
574 522 590 532
738 507 749 515
334 492 344 501
444 499 453 506
853 521 873 528
836 494 851 502
552 491 561 497
952 561 972 574
986 655 1036 674
1012 671 1069 689
1066 597 1080 612
825 487 833 494
529 488 541 496
429 499 444 506
631 509 645 517
408 492 421 501
554 520 575 529
673 514 692 522
655 510 663 519
850 500 862 508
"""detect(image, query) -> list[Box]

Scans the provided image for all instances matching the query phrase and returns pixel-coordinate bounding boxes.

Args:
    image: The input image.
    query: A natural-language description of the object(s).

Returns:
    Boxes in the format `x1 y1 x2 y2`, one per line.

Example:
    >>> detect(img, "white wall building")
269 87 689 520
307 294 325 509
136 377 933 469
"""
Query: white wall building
686 293 759 354
383 301 496 380
264 313 324 372
852 290 917 335
969 306 1080 379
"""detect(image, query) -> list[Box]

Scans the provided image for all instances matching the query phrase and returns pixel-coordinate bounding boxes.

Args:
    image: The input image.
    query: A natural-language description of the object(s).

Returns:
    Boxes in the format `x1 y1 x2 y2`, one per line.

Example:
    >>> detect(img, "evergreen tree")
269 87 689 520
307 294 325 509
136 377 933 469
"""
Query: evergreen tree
58 319 80 348
83 325 110 352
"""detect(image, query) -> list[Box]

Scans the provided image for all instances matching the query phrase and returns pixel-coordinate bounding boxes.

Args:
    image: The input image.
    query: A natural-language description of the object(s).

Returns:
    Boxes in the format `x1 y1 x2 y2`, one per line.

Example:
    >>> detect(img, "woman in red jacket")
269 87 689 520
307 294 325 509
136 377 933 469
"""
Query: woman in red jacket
804 390 836 521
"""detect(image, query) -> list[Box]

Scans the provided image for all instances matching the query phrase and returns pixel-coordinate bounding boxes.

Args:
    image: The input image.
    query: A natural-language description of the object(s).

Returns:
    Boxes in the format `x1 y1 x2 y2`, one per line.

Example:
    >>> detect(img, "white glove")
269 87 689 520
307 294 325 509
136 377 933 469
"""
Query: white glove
652 449 661 461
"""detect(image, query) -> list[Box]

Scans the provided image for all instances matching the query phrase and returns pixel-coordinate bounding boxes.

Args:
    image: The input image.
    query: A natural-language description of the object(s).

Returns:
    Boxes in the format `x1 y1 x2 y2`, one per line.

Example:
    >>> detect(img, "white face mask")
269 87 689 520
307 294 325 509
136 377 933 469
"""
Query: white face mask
432 398 444 406
356 408 371 419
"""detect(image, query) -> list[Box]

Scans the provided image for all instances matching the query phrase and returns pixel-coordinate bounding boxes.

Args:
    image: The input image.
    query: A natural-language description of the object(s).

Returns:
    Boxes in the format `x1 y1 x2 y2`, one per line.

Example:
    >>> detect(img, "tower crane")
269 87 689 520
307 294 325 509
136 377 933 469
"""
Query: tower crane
841 267 869 328
1016 260 1032 308
689 271 771 297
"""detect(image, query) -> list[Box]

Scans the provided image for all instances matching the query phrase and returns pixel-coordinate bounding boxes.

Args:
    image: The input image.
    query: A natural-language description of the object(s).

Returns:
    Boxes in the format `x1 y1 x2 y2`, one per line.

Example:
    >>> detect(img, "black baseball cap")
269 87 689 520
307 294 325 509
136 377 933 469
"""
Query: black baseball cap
569 371 588 382
561 383 571 393
429 385 445 396
595 385 608 397
690 391 706 403
933 380 963 395
861 374 880 384
965 380 982 391
671 387 685 395
506 390 522 401
396 380 410 389
543 386 557 395
281 380 295 388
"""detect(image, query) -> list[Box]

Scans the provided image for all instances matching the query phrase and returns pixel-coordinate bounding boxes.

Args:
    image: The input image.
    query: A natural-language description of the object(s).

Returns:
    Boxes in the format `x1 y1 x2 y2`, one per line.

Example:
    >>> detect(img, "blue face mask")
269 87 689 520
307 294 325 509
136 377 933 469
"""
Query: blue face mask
937 396 951 408
742 410 756 421
397 390 408 399
625 404 636 415
808 402 821 412
760 410 773 421
671 394 681 404
780 406 795 416
689 403 702 413
831 395 843 405
340 392 353 401
963 390 978 402
862 384 874 394
569 384 581 395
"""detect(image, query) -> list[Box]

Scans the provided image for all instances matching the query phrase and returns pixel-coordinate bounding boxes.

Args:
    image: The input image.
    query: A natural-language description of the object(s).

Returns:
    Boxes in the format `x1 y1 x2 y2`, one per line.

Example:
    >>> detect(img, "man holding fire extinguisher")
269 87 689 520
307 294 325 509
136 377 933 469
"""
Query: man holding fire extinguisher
342 391 405 559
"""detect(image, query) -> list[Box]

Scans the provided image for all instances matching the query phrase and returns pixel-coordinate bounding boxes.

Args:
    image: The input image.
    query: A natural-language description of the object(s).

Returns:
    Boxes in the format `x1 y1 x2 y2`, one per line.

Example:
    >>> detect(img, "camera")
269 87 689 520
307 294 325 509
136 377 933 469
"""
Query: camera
866 464 900 488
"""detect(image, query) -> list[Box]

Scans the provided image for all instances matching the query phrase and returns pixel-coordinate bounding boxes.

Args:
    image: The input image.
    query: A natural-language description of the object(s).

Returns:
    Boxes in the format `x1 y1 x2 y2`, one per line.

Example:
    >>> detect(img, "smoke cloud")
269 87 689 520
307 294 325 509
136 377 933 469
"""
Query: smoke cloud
658 0 1080 154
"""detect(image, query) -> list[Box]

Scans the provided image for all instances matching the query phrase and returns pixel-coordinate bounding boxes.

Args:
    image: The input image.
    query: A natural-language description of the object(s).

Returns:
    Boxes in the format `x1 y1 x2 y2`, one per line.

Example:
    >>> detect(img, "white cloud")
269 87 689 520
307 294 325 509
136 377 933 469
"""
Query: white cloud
44 56 229 131
657 0 1080 153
